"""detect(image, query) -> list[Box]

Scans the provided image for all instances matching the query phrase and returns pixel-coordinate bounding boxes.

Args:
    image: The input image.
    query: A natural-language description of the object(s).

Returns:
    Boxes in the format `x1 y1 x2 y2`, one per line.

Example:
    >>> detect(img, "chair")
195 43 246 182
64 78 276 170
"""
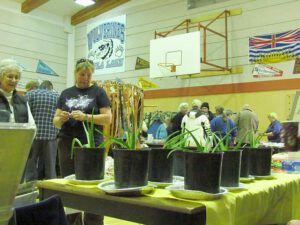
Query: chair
10 195 67 225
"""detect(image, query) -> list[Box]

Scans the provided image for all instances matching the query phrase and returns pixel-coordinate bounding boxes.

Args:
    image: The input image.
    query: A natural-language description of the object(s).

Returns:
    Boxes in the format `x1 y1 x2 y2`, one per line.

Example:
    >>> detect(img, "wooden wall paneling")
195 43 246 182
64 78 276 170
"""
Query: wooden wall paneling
0 2 68 92
74 0 300 91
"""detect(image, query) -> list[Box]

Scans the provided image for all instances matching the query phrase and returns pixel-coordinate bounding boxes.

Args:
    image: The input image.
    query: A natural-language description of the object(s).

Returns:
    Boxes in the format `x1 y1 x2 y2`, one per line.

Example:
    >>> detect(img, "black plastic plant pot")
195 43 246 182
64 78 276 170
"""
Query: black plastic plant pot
240 147 251 178
173 151 185 176
185 151 223 193
146 143 164 149
221 150 242 187
74 147 105 180
148 148 173 183
113 149 150 189
250 147 272 176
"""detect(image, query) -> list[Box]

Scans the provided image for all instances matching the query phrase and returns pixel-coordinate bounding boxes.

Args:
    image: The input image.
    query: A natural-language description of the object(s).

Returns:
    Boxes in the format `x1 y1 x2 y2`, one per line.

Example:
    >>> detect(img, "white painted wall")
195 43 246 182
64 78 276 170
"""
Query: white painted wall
0 0 69 92
74 0 300 89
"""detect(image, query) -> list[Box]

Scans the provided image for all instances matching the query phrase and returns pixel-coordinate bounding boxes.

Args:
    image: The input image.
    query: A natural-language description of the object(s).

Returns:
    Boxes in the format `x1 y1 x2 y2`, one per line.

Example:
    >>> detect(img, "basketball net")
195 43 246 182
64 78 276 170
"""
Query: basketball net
157 63 176 72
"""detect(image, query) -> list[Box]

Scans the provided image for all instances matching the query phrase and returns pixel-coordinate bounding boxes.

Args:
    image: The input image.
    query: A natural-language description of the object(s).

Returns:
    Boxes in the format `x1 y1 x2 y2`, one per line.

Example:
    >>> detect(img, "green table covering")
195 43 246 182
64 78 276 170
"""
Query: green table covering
38 173 300 225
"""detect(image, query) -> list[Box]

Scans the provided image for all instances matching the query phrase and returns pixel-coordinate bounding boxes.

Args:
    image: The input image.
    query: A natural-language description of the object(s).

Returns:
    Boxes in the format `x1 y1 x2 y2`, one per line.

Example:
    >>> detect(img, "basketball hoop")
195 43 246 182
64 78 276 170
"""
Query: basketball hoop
157 63 177 72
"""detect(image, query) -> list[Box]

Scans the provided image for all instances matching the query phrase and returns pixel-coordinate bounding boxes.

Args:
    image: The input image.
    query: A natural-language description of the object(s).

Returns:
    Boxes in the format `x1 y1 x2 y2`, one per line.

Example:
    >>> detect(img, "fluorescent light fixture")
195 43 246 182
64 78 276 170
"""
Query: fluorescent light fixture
74 0 95 7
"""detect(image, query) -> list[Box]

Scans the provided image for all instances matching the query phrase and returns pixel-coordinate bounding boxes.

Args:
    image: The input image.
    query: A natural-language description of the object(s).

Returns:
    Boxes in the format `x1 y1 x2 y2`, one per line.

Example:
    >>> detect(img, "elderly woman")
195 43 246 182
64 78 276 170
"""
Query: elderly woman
170 102 189 134
53 58 112 225
262 112 282 143
0 59 34 124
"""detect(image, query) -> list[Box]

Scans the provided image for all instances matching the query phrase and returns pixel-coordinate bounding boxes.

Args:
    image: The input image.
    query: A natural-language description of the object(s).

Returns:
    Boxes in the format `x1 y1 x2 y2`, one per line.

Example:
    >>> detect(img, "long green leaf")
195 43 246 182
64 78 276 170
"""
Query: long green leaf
71 138 83 159
163 131 186 149
96 128 130 149
90 108 95 148
212 133 226 151
110 136 130 149
212 126 237 152
184 128 204 152
131 113 136 149
225 121 230 149
82 121 90 147
95 110 141 150
232 130 251 150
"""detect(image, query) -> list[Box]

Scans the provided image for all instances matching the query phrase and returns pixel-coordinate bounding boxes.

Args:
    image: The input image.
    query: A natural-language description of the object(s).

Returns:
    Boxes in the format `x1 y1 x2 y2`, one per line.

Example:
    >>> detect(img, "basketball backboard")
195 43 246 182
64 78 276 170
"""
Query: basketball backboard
150 31 201 78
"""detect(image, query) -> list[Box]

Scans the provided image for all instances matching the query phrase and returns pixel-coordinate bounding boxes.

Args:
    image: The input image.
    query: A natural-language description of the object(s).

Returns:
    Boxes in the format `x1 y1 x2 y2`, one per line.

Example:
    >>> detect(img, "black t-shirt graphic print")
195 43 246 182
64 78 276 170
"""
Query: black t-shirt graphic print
57 84 110 145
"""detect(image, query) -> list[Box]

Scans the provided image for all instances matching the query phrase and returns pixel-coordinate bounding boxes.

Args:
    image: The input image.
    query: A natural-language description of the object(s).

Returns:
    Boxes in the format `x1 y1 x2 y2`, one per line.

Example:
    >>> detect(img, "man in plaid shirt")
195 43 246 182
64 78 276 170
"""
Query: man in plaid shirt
24 80 59 181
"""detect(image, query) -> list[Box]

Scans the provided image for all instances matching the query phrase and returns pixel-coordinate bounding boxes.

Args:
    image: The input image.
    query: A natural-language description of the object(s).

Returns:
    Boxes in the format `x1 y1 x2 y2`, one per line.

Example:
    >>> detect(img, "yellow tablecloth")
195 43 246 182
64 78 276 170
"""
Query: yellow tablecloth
44 173 300 225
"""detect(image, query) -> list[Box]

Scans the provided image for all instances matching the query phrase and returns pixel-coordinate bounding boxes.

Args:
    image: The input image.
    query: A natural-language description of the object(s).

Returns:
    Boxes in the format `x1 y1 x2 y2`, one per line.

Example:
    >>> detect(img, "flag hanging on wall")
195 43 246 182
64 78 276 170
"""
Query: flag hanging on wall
87 15 126 75
135 57 149 70
252 64 283 78
36 60 58 76
249 28 300 64
138 77 159 89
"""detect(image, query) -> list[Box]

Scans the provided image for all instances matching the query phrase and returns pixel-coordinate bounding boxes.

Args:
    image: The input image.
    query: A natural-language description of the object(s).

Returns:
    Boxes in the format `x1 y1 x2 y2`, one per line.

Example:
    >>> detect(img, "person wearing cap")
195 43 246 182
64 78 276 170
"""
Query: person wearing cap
235 104 259 144
200 102 215 121
170 102 189 134
261 112 282 143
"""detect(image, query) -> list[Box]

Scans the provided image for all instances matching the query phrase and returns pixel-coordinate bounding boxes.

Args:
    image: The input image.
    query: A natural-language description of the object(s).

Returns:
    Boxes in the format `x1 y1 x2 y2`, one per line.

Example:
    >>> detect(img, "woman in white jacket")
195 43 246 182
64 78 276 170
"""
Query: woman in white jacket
181 100 212 147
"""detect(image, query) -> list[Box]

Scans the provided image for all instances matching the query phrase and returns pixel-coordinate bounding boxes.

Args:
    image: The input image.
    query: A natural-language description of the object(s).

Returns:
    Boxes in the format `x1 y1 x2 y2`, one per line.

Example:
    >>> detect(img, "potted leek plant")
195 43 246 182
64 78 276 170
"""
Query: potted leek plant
248 132 272 176
99 112 150 189
168 129 223 194
147 131 187 184
71 113 105 180
164 131 188 177
213 128 243 187
239 131 262 178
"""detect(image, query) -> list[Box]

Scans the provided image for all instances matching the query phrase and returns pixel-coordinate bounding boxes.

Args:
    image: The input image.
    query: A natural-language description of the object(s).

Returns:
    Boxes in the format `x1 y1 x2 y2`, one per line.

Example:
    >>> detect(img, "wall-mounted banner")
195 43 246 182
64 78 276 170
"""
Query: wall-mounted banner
249 28 300 64
135 57 149 70
36 60 58 76
252 64 283 78
293 58 300 74
138 77 159 89
87 15 126 75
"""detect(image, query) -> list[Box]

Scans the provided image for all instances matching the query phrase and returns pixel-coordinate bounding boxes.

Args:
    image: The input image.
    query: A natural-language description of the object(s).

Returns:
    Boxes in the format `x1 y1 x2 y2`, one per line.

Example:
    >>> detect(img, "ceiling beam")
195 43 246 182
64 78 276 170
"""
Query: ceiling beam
21 0 49 13
71 0 130 25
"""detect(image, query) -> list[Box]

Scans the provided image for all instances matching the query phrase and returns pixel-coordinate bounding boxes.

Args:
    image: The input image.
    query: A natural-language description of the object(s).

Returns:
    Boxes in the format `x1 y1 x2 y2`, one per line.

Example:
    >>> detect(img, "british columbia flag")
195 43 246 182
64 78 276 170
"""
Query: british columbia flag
249 28 300 64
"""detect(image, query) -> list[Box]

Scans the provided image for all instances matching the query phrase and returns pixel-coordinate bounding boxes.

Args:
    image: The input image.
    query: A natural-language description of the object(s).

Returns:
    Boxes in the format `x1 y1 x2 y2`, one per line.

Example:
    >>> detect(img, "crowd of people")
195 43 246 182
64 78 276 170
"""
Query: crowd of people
0 58 111 225
0 57 283 225
146 99 283 147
